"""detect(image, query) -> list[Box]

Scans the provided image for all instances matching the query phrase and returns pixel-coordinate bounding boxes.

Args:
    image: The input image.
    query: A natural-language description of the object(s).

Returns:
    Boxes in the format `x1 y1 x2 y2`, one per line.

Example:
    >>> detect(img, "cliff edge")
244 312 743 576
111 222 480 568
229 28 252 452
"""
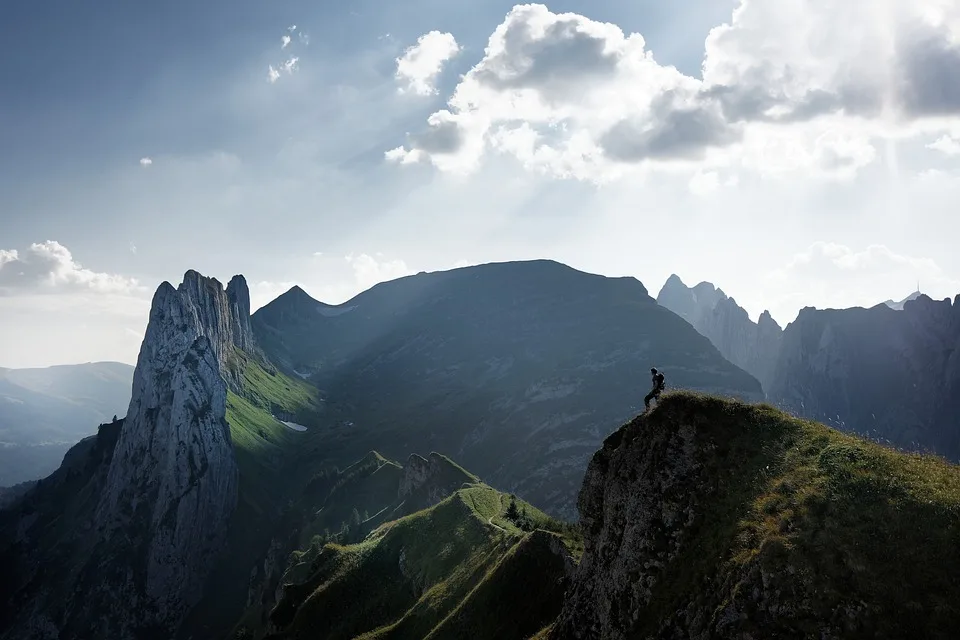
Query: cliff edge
552 392 960 639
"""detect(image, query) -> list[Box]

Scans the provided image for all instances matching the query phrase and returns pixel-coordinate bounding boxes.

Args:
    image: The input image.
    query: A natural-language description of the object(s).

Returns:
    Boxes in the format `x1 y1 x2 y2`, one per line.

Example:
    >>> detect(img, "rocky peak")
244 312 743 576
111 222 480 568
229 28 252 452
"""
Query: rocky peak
658 278 781 392
398 452 476 513
87 269 247 637
551 393 960 639
758 309 781 331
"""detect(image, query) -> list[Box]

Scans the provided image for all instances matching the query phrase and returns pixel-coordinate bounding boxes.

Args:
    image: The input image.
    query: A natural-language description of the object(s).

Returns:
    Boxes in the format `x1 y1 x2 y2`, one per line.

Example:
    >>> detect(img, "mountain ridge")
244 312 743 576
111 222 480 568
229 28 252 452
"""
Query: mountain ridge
657 273 782 391
252 259 762 518
551 391 960 639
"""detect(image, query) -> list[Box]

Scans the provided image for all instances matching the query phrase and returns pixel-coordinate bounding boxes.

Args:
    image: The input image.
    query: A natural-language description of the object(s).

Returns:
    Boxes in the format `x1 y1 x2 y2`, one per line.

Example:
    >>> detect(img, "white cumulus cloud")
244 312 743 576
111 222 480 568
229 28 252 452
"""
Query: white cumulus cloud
0 241 145 296
281 34 292 49
395 30 462 96
139 157 152 166
387 1 960 183
928 134 960 156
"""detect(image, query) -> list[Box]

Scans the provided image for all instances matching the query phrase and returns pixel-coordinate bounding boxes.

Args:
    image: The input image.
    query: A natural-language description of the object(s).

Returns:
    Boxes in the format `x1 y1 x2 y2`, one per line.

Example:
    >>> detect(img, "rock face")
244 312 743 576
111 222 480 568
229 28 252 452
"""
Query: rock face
0 270 253 640
252 260 762 518
767 294 960 461
396 452 477 515
657 274 783 392
551 392 960 639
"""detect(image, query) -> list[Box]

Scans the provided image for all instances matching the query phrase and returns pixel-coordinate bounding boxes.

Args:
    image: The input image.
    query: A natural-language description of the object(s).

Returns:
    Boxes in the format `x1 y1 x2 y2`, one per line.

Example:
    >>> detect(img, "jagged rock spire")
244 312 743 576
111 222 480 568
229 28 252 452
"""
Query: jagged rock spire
91 269 253 636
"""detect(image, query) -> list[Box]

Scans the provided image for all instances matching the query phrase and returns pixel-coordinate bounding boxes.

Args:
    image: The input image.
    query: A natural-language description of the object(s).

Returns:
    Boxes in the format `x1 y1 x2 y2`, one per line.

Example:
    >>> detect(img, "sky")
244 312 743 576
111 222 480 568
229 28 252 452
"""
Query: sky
2 0 960 368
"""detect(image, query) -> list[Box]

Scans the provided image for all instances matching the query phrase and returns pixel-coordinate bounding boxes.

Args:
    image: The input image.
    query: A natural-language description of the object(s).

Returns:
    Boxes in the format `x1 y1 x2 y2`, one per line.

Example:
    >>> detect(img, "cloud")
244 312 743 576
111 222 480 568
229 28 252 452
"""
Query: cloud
765 242 960 319
928 134 960 156
267 57 299 83
345 253 413 290
268 24 307 82
129 242 137 254
688 170 738 197
0 241 145 296
395 30 461 96
388 2 960 182
139 157 152 166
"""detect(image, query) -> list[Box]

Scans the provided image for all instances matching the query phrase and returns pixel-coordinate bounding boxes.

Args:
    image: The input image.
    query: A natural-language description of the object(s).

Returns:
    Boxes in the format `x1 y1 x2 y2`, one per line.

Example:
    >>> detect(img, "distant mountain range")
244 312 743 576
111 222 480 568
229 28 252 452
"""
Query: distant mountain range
657 274 960 463
0 362 133 486
2 261 959 640
252 260 762 517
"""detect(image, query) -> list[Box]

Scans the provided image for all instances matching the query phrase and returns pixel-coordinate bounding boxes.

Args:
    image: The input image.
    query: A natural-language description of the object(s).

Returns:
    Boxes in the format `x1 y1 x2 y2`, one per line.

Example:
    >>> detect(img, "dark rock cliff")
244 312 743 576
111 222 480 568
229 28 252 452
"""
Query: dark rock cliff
768 294 960 462
0 271 256 640
551 392 960 639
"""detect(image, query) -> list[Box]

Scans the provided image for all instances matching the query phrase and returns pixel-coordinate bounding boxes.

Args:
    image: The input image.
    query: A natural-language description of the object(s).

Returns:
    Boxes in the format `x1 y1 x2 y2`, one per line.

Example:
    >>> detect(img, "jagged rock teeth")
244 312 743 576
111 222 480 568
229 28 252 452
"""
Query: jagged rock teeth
89 269 251 636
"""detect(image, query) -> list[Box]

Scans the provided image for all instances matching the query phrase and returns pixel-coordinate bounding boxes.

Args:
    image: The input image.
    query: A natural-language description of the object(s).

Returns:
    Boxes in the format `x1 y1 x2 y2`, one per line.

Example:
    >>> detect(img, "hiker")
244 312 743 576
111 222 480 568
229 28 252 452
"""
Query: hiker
644 367 665 410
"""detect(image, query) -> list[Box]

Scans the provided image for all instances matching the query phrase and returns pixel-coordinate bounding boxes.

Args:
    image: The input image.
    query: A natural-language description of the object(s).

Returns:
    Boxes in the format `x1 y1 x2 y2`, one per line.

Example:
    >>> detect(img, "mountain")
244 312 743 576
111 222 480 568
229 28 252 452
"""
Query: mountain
252 260 764 518
234 450 580 640
0 271 310 639
767 294 960 462
656 274 782 392
550 391 960 639
0 361 133 485
883 290 922 310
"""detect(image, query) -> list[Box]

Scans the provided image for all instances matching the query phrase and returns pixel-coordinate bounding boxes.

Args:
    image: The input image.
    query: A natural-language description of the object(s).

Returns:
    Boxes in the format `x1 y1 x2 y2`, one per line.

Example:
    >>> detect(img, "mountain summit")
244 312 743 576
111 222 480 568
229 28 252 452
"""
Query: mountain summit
552 392 960 639
252 259 763 517
657 274 783 392
1 271 257 638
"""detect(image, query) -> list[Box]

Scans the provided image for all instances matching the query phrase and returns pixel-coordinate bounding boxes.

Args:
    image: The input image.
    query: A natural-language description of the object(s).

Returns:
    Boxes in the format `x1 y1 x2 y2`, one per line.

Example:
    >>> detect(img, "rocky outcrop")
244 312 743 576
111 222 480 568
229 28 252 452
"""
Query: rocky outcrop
552 404 707 640
767 294 960 461
0 270 254 640
397 452 477 515
89 271 248 636
551 392 960 639
657 274 783 392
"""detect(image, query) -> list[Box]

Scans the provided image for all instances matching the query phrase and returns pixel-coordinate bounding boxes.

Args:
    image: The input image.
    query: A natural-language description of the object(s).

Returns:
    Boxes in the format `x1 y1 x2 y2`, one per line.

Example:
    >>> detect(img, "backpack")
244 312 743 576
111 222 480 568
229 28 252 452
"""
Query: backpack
655 372 665 390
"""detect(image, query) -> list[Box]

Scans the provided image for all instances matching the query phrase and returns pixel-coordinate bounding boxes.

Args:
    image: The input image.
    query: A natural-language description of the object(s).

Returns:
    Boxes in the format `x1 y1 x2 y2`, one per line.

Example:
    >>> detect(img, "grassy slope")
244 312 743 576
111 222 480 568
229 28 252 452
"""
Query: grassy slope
631 392 960 638
179 352 325 639
265 484 581 640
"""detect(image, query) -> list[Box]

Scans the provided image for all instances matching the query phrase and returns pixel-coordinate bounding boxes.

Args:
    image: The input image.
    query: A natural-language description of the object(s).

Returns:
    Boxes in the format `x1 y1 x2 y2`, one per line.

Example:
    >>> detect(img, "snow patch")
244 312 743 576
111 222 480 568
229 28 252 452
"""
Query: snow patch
280 420 308 432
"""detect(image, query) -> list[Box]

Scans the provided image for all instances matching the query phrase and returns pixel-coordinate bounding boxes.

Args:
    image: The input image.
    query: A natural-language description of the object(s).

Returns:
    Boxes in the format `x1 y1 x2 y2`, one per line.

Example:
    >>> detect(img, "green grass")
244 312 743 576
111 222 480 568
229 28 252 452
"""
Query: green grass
222 351 325 512
263 484 578 640
180 352 327 640
423 530 572 640
614 390 960 638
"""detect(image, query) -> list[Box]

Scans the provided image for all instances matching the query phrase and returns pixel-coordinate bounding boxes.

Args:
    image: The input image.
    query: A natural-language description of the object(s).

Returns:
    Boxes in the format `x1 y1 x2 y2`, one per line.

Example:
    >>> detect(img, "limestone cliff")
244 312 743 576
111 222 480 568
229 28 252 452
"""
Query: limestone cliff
657 275 782 392
551 392 960 639
767 294 960 462
0 270 254 640
396 452 478 514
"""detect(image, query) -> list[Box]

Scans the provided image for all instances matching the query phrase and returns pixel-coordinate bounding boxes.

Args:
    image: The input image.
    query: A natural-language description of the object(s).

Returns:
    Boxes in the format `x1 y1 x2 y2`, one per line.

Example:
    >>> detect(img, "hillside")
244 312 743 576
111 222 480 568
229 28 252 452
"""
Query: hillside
0 272 329 640
768 294 960 463
252 260 763 517
251 483 578 640
0 361 133 485
552 392 960 639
